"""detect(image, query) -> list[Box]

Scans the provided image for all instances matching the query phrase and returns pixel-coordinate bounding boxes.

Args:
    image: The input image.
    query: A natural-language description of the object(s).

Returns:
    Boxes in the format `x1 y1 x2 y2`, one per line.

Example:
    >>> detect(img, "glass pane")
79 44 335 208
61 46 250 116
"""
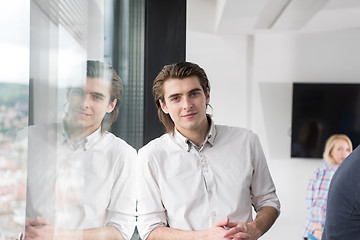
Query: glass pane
23 0 144 239
0 1 29 238
0 0 144 238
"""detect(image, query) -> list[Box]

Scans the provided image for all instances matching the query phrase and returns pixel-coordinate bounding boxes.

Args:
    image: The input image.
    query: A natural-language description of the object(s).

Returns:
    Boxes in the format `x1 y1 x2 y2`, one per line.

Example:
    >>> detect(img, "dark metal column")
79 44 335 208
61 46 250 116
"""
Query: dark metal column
143 0 186 145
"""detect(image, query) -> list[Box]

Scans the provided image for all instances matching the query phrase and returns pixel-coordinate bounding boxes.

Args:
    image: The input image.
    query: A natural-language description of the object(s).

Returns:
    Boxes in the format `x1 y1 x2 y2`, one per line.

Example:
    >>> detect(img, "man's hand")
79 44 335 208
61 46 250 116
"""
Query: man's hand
146 217 253 240
224 206 279 240
199 218 250 240
207 218 231 239
25 216 55 240
224 221 260 240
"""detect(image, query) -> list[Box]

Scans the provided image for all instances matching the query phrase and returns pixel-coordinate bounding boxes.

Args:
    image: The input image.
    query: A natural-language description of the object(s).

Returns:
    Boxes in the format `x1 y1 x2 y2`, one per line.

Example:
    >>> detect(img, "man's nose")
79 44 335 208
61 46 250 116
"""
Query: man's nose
80 94 91 108
183 97 193 110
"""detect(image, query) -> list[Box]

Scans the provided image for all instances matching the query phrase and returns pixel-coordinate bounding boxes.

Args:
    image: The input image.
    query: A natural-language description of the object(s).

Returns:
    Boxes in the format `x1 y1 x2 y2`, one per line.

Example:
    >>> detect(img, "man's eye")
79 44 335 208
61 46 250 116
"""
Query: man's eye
172 97 179 101
70 89 84 97
93 95 103 101
190 92 199 96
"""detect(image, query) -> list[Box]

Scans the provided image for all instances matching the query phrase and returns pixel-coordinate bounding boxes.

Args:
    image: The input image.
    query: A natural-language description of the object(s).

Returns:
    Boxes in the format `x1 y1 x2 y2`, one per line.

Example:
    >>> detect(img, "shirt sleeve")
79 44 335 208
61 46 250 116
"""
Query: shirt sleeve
249 133 281 214
136 146 167 240
105 145 138 240
305 165 329 231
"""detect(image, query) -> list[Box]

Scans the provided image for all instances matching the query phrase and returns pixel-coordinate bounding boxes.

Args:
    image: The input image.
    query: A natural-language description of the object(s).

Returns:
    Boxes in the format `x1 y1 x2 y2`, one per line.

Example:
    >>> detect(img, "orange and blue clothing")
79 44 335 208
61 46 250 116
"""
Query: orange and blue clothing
303 160 337 239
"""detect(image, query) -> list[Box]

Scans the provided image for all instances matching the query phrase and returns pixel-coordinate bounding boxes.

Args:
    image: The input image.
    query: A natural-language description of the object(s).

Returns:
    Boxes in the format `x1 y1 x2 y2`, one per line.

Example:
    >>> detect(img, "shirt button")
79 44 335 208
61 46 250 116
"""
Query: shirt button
211 211 216 217
208 189 213 195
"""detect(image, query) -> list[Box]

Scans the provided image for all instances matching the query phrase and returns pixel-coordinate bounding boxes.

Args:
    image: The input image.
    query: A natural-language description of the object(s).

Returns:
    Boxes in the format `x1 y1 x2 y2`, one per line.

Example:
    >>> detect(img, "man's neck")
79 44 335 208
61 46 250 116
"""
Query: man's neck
63 118 100 146
177 117 210 147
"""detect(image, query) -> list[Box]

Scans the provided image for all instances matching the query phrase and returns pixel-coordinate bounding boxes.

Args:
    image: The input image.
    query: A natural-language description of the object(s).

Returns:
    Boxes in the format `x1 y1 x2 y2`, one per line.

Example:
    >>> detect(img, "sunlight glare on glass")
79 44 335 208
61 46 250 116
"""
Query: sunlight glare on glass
0 1 29 84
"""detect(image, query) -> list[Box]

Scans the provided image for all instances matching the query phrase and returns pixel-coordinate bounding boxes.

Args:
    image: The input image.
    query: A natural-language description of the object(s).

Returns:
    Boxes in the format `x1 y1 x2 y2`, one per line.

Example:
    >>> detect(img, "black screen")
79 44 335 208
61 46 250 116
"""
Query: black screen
291 83 360 158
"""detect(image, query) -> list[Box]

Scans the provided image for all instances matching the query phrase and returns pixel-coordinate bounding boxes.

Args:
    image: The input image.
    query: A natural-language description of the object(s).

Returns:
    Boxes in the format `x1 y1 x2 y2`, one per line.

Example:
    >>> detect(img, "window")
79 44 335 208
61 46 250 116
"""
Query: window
0 0 144 237
0 1 29 237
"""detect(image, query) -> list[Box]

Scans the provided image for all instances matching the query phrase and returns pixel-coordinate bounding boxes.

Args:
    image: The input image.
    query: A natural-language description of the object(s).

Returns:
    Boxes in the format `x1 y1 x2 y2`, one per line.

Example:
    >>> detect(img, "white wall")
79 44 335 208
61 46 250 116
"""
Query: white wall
186 28 360 239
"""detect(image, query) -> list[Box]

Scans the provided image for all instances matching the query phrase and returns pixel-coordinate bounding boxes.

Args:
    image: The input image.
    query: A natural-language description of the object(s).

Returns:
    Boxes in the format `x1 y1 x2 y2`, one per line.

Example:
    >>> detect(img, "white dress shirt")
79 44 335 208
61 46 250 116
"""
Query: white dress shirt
137 120 280 240
25 123 137 240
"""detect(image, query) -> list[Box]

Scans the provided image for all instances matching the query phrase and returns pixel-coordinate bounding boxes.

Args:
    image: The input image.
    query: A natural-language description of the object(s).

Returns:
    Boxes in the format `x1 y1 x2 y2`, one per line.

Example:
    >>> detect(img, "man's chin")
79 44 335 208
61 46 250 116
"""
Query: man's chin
179 123 200 131
65 117 88 128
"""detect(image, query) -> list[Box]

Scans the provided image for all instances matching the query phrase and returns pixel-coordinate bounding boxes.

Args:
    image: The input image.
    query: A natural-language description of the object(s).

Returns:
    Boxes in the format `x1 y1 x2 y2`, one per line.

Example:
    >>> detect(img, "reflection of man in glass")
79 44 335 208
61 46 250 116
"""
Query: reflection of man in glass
24 61 136 239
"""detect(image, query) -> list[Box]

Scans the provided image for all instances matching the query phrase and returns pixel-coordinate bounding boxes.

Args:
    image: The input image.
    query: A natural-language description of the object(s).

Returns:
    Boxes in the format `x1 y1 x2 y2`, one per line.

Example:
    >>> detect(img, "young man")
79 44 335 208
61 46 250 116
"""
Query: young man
137 62 280 240
23 61 136 240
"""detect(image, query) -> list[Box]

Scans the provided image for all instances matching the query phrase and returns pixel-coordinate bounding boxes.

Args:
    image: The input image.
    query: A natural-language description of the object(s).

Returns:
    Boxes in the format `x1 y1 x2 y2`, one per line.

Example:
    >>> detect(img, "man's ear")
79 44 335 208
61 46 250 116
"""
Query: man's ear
159 99 169 114
106 99 117 113
205 88 210 104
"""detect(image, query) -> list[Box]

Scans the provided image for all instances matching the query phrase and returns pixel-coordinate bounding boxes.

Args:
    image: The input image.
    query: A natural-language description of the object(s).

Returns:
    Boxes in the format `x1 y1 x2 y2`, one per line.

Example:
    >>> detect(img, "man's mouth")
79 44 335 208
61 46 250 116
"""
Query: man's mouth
182 112 197 118
73 110 91 117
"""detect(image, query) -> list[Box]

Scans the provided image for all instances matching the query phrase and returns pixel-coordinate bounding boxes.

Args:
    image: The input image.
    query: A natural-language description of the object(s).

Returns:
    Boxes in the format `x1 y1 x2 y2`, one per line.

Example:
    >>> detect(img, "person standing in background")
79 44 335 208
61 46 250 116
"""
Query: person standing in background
303 134 352 240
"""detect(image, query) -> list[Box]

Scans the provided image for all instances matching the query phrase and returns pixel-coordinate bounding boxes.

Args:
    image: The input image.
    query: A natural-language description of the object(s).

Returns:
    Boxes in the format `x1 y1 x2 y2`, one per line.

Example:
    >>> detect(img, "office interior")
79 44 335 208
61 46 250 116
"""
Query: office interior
1 0 360 239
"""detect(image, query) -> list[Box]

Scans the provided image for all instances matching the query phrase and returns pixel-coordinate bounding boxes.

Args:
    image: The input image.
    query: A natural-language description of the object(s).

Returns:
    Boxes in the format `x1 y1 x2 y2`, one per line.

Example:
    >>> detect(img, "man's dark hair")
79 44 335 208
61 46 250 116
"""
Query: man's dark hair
86 60 123 131
152 62 210 133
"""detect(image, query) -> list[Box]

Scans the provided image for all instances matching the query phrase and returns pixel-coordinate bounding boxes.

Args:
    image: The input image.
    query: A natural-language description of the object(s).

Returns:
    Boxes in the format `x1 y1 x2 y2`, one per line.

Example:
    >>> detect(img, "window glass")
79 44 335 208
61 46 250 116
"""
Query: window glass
0 1 29 238
0 0 144 238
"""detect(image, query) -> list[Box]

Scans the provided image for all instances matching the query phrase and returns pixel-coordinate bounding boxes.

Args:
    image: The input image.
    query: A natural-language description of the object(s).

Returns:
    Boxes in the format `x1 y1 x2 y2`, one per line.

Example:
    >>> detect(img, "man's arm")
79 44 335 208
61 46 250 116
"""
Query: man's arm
74 227 125 240
25 217 125 240
58 226 124 240
246 206 279 238
146 218 249 240
224 206 279 240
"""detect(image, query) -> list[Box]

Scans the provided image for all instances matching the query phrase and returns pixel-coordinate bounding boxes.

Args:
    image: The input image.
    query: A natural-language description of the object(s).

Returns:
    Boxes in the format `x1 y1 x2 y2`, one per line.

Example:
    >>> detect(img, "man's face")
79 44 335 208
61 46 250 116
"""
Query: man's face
67 77 116 133
160 76 209 135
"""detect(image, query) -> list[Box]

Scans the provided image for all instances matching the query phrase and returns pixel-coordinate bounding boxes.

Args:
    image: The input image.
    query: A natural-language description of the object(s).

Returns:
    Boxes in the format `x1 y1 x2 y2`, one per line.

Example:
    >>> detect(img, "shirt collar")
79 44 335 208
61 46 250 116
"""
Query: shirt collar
84 127 102 150
59 120 102 150
173 117 216 152
323 159 338 172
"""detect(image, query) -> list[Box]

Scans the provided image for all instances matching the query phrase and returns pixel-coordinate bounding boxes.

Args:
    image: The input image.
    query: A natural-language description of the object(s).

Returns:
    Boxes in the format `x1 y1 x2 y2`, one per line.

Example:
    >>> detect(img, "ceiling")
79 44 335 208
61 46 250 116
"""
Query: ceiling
187 0 360 34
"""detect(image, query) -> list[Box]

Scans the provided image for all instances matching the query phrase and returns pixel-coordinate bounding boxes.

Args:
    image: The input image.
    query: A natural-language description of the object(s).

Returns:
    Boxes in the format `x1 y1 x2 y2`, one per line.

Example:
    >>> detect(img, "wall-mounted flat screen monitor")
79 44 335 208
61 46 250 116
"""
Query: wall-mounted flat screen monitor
291 83 360 158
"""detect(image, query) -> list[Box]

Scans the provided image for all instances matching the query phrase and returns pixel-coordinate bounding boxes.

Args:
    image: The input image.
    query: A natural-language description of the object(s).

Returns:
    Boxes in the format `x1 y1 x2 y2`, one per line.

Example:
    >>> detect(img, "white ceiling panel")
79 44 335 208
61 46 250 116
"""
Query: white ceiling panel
187 0 360 34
